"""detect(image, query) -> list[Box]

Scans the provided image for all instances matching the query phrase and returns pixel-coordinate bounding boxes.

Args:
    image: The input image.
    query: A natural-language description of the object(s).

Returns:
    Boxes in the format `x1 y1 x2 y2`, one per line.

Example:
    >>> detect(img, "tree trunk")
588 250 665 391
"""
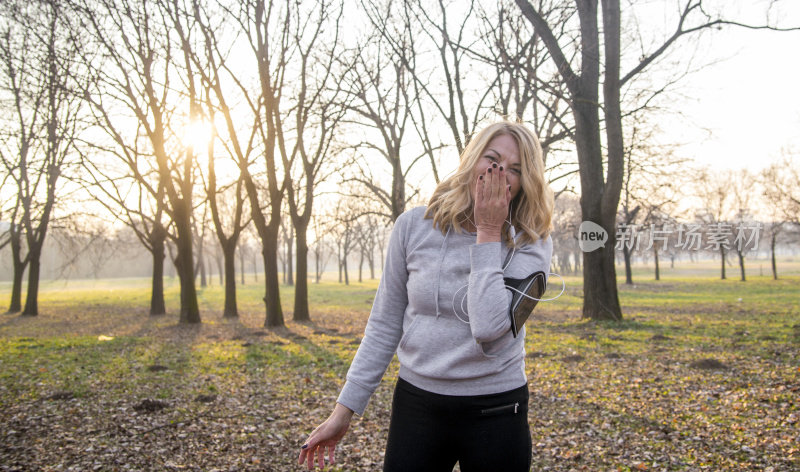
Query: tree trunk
315 248 322 283
343 255 349 286
720 247 727 280
223 241 238 318
287 225 294 286
771 233 778 280
653 246 660 281
262 230 284 328
150 235 166 316
293 222 310 322
338 248 343 283
623 245 633 285
574 102 622 321
560 253 572 275
358 250 364 283
199 253 207 288
516 0 624 320
592 0 624 321
175 257 200 323
174 210 200 324
22 252 41 316
7 229 25 314
581 240 622 320
390 159 405 221
9 261 25 314
738 250 746 282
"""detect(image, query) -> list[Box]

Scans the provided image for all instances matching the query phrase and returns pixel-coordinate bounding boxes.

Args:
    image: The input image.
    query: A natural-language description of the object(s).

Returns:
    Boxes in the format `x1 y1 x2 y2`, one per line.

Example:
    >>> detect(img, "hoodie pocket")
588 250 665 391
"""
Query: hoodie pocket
476 340 499 359
398 315 423 350
476 330 520 359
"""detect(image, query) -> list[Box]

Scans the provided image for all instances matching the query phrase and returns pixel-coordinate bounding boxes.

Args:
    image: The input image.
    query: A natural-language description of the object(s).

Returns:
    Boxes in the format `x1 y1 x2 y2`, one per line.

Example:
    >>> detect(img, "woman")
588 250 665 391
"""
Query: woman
298 121 554 471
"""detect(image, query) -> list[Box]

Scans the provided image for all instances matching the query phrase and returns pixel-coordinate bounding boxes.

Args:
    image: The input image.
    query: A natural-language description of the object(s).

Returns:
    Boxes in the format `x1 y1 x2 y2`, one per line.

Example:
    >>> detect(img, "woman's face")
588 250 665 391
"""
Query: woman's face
471 133 522 201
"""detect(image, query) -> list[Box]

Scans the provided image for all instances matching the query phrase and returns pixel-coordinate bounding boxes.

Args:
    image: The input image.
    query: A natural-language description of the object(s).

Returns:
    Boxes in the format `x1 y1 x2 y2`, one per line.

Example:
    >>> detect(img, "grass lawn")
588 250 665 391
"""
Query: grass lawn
0 270 798 471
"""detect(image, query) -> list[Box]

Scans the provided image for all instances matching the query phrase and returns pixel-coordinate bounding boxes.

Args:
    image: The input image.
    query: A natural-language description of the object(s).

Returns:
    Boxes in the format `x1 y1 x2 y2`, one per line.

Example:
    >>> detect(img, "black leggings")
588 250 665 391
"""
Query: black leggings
383 378 531 472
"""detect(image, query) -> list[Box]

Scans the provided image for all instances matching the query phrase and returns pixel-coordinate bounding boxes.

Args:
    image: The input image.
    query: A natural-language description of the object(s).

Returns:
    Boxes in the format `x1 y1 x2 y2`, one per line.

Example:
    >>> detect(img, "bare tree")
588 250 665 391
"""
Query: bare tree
310 213 334 284
761 152 800 226
0 0 84 316
760 152 800 279
210 0 301 328
0 13 32 312
77 156 170 315
191 200 211 289
0 212 26 313
329 196 361 285
75 32 170 317
205 139 249 317
551 194 582 275
512 0 630 319
693 168 734 280
355 214 380 283
337 16 422 222
48 215 127 280
514 0 798 320
727 169 759 282
167 0 272 320
617 125 686 284
762 221 787 280
374 222 390 273
150 0 349 327
362 0 486 160
279 215 293 286
361 0 577 198
617 132 643 285
76 0 201 323
477 2 576 166
641 210 678 281
171 32 252 317
413 0 574 157
275 0 349 322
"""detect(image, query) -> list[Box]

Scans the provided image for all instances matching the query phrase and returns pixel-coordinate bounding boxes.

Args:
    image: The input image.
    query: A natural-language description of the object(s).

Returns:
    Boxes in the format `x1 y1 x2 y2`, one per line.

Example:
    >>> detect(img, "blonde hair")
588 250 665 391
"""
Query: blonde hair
425 121 554 246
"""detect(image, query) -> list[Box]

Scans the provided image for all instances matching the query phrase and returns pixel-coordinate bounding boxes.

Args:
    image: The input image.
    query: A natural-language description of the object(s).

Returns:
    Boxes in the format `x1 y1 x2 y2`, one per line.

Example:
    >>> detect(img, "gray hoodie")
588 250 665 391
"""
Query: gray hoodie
337 206 553 415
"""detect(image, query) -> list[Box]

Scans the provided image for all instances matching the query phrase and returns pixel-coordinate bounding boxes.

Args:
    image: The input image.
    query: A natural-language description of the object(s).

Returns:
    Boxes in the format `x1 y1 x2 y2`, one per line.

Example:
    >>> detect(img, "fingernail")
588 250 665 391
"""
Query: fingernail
488 168 492 173
499 166 504 171
479 175 483 180
492 163 497 168
301 444 308 449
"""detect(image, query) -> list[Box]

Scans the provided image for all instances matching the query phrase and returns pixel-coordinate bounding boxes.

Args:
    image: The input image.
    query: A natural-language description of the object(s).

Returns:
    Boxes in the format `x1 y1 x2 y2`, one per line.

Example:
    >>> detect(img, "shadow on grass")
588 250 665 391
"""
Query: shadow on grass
539 319 677 337
238 323 354 381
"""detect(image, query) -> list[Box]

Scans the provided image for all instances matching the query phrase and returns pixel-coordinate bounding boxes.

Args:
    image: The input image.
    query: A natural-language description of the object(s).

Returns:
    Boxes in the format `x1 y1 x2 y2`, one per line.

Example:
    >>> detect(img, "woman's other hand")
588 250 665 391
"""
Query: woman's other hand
474 162 511 243
298 403 354 469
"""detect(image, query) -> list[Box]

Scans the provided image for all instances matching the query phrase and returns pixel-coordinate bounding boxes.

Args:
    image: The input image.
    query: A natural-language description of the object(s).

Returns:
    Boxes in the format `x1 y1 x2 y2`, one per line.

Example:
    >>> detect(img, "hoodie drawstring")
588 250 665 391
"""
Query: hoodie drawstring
434 227 450 318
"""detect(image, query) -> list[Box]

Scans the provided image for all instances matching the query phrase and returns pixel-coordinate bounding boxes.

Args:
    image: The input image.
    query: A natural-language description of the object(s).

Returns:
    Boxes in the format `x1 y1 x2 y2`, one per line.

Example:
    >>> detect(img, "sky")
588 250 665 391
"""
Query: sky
663 3 800 172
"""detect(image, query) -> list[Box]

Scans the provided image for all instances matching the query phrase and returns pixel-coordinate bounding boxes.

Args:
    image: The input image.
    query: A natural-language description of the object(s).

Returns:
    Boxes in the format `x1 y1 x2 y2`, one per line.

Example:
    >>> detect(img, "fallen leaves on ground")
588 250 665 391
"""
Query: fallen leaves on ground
0 279 798 471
